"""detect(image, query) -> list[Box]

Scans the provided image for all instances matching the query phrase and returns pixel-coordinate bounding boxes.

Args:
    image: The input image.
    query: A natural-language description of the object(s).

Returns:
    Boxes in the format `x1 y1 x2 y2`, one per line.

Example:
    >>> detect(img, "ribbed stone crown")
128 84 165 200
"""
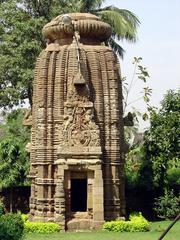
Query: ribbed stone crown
42 13 112 42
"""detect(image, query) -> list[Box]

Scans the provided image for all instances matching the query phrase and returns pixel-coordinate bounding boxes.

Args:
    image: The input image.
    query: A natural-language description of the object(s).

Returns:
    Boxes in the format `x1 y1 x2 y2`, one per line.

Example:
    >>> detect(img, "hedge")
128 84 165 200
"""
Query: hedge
24 222 60 234
103 212 150 232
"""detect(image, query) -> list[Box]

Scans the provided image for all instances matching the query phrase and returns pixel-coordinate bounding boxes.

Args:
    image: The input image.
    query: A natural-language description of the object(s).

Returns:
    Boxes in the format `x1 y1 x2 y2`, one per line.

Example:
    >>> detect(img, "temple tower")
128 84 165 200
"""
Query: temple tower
28 13 126 230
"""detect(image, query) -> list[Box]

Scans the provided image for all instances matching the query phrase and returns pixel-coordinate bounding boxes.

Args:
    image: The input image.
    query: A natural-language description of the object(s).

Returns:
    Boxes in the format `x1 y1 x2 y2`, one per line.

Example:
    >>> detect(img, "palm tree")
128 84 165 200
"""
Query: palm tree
31 0 140 58
0 0 139 109
62 0 140 58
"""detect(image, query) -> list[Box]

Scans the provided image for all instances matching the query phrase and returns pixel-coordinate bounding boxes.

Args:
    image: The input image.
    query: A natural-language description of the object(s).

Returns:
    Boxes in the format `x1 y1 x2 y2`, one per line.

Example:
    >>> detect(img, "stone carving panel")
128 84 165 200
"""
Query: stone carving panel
60 101 100 147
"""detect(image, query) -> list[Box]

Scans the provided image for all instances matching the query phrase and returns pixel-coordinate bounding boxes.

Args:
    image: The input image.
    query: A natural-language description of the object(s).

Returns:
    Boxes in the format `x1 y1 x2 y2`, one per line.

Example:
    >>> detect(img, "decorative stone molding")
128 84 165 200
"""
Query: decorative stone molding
43 13 112 42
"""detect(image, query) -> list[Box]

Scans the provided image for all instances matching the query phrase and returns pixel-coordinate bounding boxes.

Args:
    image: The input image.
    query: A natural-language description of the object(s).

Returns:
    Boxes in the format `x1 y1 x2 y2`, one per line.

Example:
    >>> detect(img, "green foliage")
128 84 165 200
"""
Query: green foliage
12 221 180 240
0 201 5 216
20 213 29 223
103 213 150 232
125 145 143 188
0 0 45 108
167 168 180 185
99 7 139 41
0 213 24 240
123 57 154 152
143 90 180 189
123 57 153 120
125 90 179 219
103 220 128 232
0 0 139 109
154 190 180 220
24 222 60 234
0 109 30 188
128 213 151 232
20 213 61 234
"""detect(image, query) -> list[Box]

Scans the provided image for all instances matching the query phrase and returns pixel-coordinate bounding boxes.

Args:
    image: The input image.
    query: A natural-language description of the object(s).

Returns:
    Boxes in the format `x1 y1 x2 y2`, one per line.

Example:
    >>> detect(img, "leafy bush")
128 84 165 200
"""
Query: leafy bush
21 213 29 223
103 212 150 232
142 90 180 190
167 168 180 185
0 201 5 216
24 222 60 234
154 190 180 219
19 213 60 234
0 213 24 240
128 213 151 232
103 220 128 232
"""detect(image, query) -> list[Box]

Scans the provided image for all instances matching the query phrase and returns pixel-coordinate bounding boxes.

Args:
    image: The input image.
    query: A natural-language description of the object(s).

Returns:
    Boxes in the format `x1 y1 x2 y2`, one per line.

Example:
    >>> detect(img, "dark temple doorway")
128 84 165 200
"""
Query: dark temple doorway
71 178 87 212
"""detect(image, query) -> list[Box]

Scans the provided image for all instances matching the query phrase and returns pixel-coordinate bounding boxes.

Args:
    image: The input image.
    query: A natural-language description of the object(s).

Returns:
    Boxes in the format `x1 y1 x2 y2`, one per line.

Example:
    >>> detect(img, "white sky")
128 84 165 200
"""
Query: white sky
104 0 180 125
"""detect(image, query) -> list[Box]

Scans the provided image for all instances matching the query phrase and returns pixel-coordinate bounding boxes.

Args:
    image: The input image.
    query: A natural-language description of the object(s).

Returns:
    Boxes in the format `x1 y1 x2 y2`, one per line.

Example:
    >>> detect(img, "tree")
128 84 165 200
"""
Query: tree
0 0 45 108
23 1 140 56
123 57 153 145
143 89 180 190
0 0 140 109
0 109 30 211
125 90 180 218
71 0 140 57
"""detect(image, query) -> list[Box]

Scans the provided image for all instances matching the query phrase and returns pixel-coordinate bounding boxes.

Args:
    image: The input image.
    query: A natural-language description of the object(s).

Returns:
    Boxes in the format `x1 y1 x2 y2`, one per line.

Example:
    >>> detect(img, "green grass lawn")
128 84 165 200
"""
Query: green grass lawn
25 221 180 240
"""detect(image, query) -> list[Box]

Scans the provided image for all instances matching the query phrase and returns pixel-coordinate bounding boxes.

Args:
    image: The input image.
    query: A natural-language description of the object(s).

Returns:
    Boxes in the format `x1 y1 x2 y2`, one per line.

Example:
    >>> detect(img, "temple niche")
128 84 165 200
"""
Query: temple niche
28 13 126 230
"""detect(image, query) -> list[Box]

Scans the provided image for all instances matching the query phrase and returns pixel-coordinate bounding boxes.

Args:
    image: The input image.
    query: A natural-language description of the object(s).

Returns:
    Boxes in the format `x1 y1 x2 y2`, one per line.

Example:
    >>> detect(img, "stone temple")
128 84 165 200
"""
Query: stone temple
27 13 127 230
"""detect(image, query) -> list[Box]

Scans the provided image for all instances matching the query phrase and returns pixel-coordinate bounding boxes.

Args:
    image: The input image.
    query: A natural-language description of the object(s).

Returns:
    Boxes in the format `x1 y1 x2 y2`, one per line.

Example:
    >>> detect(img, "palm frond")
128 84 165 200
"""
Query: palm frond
106 37 125 59
95 6 140 42
79 0 105 12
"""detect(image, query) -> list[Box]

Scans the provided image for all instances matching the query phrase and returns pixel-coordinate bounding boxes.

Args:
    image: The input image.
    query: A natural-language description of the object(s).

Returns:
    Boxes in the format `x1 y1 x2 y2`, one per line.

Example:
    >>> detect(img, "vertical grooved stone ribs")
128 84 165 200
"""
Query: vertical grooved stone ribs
28 12 126 228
